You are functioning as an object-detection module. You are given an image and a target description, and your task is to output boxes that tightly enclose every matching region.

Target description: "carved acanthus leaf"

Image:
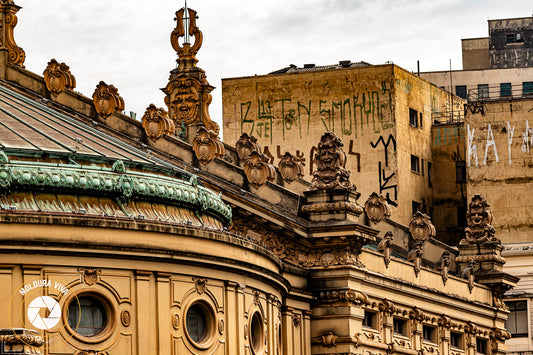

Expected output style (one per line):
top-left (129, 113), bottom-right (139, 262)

top-left (192, 126), bottom-right (225, 164)
top-left (92, 81), bottom-right (125, 118)
top-left (43, 59), bottom-right (76, 95)
top-left (141, 104), bottom-right (175, 141)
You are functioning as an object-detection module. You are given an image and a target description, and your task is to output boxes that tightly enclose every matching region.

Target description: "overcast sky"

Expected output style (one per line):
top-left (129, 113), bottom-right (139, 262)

top-left (15, 1), bottom-right (532, 127)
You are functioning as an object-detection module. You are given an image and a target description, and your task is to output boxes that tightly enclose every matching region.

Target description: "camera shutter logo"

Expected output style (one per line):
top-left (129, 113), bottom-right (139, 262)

top-left (27, 296), bottom-right (61, 330)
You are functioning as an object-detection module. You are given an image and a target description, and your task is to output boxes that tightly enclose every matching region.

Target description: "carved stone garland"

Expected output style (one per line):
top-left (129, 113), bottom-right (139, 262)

top-left (141, 104), bottom-right (175, 142)
top-left (278, 152), bottom-right (304, 183)
top-left (364, 192), bottom-right (392, 224)
top-left (309, 131), bottom-right (354, 191)
top-left (192, 126), bottom-right (225, 164)
top-left (0, 1), bottom-right (25, 67)
top-left (92, 81), bottom-right (125, 118)
top-left (460, 194), bottom-right (499, 246)
top-left (243, 151), bottom-right (276, 188)
top-left (43, 59), bottom-right (76, 95)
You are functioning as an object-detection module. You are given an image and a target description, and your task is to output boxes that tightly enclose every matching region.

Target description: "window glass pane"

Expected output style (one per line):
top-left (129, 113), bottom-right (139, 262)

top-left (523, 82), bottom-right (533, 95)
top-left (68, 296), bottom-right (106, 337)
top-left (478, 84), bottom-right (489, 99)
top-left (505, 300), bottom-right (529, 337)
top-left (186, 304), bottom-right (207, 342)
top-left (455, 85), bottom-right (467, 99)
top-left (500, 83), bottom-right (511, 97)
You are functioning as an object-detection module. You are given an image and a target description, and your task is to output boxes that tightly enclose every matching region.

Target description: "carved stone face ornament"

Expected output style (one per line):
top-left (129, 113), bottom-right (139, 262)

top-left (171, 81), bottom-right (200, 124)
top-left (461, 194), bottom-right (499, 245)
top-left (309, 132), bottom-right (354, 191)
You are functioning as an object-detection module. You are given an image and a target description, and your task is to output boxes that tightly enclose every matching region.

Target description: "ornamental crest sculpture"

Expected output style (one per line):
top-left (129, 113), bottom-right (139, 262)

top-left (92, 81), bottom-right (125, 118)
top-left (409, 211), bottom-right (435, 242)
top-left (460, 194), bottom-right (499, 245)
top-left (243, 151), bottom-right (276, 188)
top-left (43, 59), bottom-right (76, 96)
top-left (278, 152), bottom-right (304, 183)
top-left (235, 133), bottom-right (261, 161)
top-left (141, 104), bottom-right (175, 142)
top-left (364, 192), bottom-right (392, 224)
top-left (163, 5), bottom-right (220, 135)
top-left (192, 127), bottom-right (225, 164)
top-left (309, 132), bottom-right (354, 191)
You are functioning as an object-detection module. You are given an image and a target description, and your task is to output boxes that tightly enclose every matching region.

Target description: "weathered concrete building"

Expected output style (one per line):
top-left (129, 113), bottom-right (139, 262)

top-left (0, 2), bottom-right (521, 355)
top-left (222, 63), bottom-right (464, 228)
top-left (421, 16), bottom-right (533, 101)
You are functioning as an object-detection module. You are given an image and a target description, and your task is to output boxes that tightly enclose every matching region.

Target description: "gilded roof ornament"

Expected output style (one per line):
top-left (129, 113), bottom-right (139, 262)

top-left (364, 192), bottom-right (392, 224)
top-left (192, 127), bottom-right (225, 165)
top-left (43, 59), bottom-right (76, 96)
top-left (460, 194), bottom-right (500, 246)
top-left (235, 133), bottom-right (261, 161)
top-left (92, 81), bottom-right (125, 118)
top-left (278, 152), bottom-right (304, 183)
top-left (141, 104), bottom-right (175, 142)
top-left (164, 5), bottom-right (219, 136)
top-left (243, 151), bottom-right (276, 188)
top-left (309, 132), bottom-right (354, 191)
top-left (0, 0), bottom-right (25, 67)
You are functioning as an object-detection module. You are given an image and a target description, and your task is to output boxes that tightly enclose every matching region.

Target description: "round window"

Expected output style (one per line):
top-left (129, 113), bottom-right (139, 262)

top-left (184, 301), bottom-right (215, 348)
top-left (67, 296), bottom-right (107, 337)
top-left (250, 312), bottom-right (264, 354)
top-left (186, 304), bottom-right (208, 343)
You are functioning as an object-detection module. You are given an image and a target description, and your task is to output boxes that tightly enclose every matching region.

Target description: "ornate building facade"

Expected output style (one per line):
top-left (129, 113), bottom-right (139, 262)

top-left (0, 2), bottom-right (520, 355)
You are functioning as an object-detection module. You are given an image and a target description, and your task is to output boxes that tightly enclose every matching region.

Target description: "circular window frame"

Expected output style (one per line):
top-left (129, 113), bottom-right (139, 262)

top-left (249, 311), bottom-right (265, 355)
top-left (62, 291), bottom-right (116, 344)
top-left (183, 299), bottom-right (217, 350)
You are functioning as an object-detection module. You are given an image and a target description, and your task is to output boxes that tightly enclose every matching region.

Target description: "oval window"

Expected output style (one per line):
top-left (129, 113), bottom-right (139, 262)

top-left (67, 295), bottom-right (106, 337)
top-left (250, 312), bottom-right (264, 354)
top-left (186, 304), bottom-right (208, 343)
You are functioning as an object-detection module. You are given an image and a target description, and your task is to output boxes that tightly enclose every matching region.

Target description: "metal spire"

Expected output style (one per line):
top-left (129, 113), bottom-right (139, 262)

top-left (183, 0), bottom-right (190, 44)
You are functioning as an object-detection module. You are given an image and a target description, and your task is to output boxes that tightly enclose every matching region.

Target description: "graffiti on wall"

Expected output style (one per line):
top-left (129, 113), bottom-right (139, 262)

top-left (467, 120), bottom-right (533, 167)
top-left (433, 126), bottom-right (465, 147)
top-left (370, 134), bottom-right (397, 206)
top-left (239, 80), bottom-right (394, 144)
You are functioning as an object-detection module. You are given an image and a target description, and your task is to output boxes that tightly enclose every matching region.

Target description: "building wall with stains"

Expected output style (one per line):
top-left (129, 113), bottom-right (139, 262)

top-left (222, 64), bottom-right (461, 226)
top-left (489, 16), bottom-right (533, 69)
top-left (431, 123), bottom-right (466, 245)
top-left (465, 98), bottom-right (533, 243)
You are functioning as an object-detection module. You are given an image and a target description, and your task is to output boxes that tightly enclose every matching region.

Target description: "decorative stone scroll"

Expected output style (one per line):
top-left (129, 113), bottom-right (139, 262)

top-left (92, 81), bottom-right (125, 118)
top-left (235, 133), bottom-right (261, 161)
top-left (409, 211), bottom-right (436, 242)
top-left (364, 192), bottom-right (392, 224)
top-left (309, 132), bottom-right (354, 191)
top-left (43, 59), bottom-right (76, 95)
top-left (0, 1), bottom-right (25, 67)
top-left (243, 151), bottom-right (276, 188)
top-left (192, 127), bottom-right (225, 164)
top-left (377, 231), bottom-right (393, 267)
top-left (460, 194), bottom-right (499, 246)
top-left (278, 152), bottom-right (304, 183)
top-left (141, 104), bottom-right (175, 141)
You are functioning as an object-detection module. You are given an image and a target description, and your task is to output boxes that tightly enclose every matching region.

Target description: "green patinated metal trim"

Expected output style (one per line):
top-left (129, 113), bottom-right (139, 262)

top-left (0, 159), bottom-right (232, 225)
